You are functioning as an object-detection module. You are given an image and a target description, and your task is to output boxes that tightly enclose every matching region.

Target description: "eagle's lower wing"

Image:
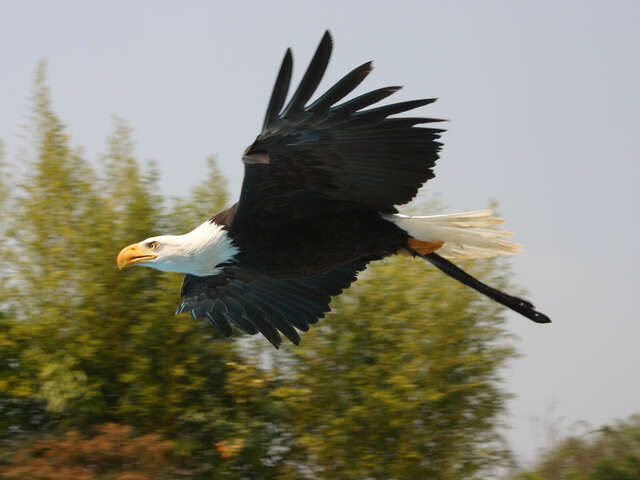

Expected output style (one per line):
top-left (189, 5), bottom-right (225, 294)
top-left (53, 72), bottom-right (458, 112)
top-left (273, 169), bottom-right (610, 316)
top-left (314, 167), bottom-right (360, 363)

top-left (177, 261), bottom-right (370, 347)
top-left (231, 31), bottom-right (443, 231)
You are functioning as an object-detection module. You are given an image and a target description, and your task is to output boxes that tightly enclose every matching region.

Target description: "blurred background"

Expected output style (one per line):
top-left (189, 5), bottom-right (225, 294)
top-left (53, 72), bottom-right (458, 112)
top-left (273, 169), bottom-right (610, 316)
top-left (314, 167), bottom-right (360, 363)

top-left (0, 1), bottom-right (638, 478)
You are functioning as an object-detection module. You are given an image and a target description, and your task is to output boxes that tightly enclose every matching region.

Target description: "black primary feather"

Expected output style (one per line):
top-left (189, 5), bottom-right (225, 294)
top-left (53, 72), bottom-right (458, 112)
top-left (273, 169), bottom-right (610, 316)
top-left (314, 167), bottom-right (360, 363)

top-left (262, 49), bottom-right (293, 131)
top-left (280, 30), bottom-right (332, 118)
top-left (307, 61), bottom-right (373, 113)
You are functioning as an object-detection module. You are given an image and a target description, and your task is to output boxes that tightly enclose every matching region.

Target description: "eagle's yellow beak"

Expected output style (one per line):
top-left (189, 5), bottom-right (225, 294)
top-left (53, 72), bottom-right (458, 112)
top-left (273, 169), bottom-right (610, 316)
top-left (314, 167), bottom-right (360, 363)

top-left (117, 243), bottom-right (157, 270)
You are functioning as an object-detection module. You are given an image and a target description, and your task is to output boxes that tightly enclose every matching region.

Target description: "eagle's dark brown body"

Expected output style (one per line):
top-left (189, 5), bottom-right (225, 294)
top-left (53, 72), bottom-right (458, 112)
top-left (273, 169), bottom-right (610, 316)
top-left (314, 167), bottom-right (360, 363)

top-left (215, 204), bottom-right (407, 278)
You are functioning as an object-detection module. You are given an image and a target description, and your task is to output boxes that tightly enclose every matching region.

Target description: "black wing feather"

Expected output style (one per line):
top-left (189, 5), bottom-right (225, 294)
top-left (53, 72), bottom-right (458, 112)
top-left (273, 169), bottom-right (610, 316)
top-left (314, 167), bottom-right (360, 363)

top-left (307, 61), bottom-right (373, 113)
top-left (280, 30), bottom-right (332, 118)
top-left (178, 261), bottom-right (369, 348)
top-left (221, 296), bottom-right (259, 335)
top-left (205, 309), bottom-right (232, 337)
top-left (233, 31), bottom-right (443, 230)
top-left (327, 86), bottom-right (402, 119)
top-left (262, 49), bottom-right (293, 131)
top-left (350, 98), bottom-right (437, 123)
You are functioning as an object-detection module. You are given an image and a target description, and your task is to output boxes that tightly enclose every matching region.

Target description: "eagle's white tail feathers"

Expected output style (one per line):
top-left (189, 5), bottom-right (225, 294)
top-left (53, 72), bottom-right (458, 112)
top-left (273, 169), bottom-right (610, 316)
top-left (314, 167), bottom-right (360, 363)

top-left (384, 209), bottom-right (522, 259)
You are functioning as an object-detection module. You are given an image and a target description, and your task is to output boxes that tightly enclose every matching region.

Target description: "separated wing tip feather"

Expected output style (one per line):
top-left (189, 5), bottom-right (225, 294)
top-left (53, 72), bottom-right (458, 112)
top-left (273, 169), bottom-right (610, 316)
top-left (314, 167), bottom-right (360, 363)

top-left (306, 61), bottom-right (376, 113)
top-left (262, 48), bottom-right (294, 131)
top-left (282, 31), bottom-right (333, 116)
top-left (283, 48), bottom-right (293, 70)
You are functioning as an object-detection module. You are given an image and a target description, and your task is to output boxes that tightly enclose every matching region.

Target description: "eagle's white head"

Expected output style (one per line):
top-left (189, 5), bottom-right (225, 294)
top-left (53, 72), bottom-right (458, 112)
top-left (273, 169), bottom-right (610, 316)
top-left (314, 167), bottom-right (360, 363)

top-left (116, 220), bottom-right (239, 277)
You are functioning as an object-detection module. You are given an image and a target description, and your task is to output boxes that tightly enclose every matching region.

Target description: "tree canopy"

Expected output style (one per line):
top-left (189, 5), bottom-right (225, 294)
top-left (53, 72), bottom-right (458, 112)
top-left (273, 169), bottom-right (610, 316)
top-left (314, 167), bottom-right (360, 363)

top-left (515, 414), bottom-right (640, 480)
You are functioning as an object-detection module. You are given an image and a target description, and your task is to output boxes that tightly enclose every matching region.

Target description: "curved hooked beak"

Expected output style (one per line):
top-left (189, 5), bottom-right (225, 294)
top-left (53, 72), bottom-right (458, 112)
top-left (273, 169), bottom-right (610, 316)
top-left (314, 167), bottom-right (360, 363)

top-left (117, 243), bottom-right (157, 270)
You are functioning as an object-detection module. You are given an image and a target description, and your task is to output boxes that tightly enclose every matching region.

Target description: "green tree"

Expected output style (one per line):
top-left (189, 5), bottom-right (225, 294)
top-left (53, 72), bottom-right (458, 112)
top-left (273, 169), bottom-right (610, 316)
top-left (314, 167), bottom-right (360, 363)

top-left (0, 423), bottom-right (173, 480)
top-left (1, 60), bottom-right (104, 432)
top-left (516, 414), bottom-right (640, 480)
top-left (0, 139), bottom-right (7, 218)
top-left (273, 255), bottom-right (516, 479)
top-left (0, 139), bottom-right (9, 294)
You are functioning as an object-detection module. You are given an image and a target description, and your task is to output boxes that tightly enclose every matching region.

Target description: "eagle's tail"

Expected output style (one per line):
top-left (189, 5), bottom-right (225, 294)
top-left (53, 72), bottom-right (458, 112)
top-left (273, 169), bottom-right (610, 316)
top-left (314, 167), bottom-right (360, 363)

top-left (384, 209), bottom-right (521, 259)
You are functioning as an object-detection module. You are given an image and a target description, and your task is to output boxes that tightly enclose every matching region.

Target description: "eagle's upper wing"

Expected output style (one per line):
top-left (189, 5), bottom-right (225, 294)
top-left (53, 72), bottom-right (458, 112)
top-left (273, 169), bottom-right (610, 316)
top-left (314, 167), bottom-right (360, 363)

top-left (177, 260), bottom-right (370, 347)
top-left (231, 31), bottom-right (444, 232)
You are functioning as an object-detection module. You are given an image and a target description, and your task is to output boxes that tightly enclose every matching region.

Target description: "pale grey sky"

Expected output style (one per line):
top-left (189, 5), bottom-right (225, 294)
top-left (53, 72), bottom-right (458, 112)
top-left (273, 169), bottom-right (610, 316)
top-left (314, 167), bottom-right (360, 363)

top-left (1, 0), bottom-right (638, 463)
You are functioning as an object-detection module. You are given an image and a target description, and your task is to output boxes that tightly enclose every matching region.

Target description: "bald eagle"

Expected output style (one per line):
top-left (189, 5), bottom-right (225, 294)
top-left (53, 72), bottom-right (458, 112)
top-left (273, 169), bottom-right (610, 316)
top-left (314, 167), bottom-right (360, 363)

top-left (117, 31), bottom-right (550, 348)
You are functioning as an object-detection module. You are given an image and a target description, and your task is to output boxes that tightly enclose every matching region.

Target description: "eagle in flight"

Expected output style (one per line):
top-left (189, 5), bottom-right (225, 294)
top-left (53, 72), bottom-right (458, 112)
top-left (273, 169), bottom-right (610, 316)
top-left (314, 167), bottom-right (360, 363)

top-left (117, 31), bottom-right (550, 348)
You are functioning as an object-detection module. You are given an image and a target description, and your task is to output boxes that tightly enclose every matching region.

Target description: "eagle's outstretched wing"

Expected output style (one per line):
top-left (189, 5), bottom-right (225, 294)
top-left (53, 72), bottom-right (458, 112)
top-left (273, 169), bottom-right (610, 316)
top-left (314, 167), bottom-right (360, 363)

top-left (231, 31), bottom-right (444, 232)
top-left (177, 261), bottom-right (370, 348)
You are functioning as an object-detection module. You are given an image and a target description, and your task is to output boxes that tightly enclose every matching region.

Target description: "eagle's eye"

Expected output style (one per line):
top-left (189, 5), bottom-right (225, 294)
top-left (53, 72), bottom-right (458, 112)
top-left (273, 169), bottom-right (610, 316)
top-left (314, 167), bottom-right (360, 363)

top-left (147, 241), bottom-right (158, 250)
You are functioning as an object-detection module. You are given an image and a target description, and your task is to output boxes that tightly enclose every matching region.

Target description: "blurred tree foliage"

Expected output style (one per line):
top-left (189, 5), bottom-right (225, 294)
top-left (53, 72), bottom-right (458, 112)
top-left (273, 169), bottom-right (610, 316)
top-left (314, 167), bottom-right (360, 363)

top-left (0, 64), bottom-right (519, 479)
top-left (0, 423), bottom-right (173, 480)
top-left (515, 414), bottom-right (640, 480)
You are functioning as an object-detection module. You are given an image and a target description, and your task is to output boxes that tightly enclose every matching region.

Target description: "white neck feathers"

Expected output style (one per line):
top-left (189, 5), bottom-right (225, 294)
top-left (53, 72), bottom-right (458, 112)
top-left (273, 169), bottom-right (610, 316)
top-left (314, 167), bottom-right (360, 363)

top-left (179, 221), bottom-right (239, 276)
top-left (151, 220), bottom-right (239, 276)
